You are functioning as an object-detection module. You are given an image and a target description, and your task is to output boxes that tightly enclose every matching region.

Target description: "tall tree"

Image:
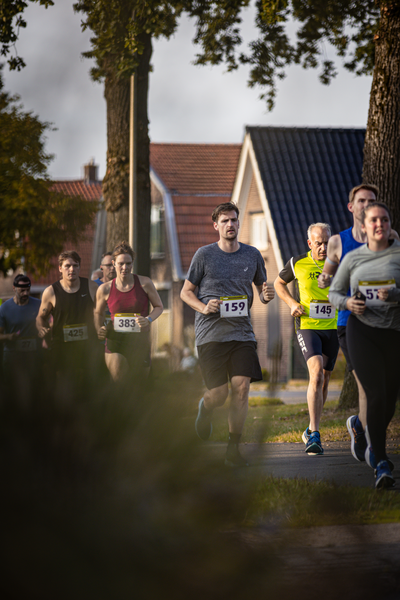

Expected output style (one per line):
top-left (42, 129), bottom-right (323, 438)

top-left (73, 0), bottom-right (249, 275)
top-left (0, 71), bottom-right (97, 275)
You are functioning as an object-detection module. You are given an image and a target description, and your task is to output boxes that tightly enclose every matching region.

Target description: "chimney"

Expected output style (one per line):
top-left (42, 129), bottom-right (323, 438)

top-left (84, 158), bottom-right (98, 184)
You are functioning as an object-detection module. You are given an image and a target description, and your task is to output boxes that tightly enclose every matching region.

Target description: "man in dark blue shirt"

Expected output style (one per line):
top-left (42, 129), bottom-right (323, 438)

top-left (0, 275), bottom-right (41, 370)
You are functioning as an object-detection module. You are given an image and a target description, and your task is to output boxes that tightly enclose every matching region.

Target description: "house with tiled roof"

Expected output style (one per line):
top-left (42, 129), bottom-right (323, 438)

top-left (28, 162), bottom-right (106, 295)
top-left (231, 126), bottom-right (365, 379)
top-left (3, 130), bottom-right (365, 379)
top-left (149, 143), bottom-right (242, 356)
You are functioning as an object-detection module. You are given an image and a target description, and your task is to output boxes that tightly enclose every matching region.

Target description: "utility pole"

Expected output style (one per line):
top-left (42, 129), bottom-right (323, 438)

top-left (129, 72), bottom-right (137, 269)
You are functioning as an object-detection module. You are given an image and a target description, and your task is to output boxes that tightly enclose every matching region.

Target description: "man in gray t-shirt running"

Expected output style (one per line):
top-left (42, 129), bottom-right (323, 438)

top-left (180, 202), bottom-right (275, 467)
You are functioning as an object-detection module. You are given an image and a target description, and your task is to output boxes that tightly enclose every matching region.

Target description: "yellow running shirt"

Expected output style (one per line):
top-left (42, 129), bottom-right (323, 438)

top-left (279, 251), bottom-right (337, 330)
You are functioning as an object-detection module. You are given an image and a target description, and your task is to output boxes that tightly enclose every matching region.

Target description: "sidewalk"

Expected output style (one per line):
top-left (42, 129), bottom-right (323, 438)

top-left (249, 380), bottom-right (343, 404)
top-left (204, 440), bottom-right (400, 489)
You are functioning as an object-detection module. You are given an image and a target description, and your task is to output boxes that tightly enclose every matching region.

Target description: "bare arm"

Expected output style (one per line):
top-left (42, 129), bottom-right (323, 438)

top-left (180, 279), bottom-right (222, 315)
top-left (273, 276), bottom-right (304, 317)
top-left (390, 229), bottom-right (400, 241)
top-left (94, 283), bottom-right (111, 339)
top-left (0, 326), bottom-right (19, 342)
top-left (318, 234), bottom-right (342, 288)
top-left (138, 276), bottom-right (164, 329)
top-left (89, 279), bottom-right (98, 306)
top-left (36, 286), bottom-right (54, 338)
top-left (255, 282), bottom-right (275, 304)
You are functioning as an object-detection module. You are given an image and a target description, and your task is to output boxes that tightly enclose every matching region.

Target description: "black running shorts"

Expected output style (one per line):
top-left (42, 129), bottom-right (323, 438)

top-left (337, 325), bottom-right (353, 371)
top-left (197, 340), bottom-right (262, 390)
top-left (296, 329), bottom-right (339, 372)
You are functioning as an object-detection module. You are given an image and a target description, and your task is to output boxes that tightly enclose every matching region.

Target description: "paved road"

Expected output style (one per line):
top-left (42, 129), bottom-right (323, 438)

top-left (249, 388), bottom-right (340, 404)
top-left (204, 440), bottom-right (400, 490)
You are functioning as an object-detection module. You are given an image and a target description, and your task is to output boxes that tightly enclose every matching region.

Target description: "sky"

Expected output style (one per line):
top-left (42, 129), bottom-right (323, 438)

top-left (3, 1), bottom-right (373, 180)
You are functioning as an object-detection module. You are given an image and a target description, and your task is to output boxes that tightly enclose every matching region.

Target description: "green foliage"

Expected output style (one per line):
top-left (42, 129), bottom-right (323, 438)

top-left (242, 0), bottom-right (380, 109)
top-left (0, 0), bottom-right (383, 110)
top-left (0, 72), bottom-right (98, 275)
top-left (0, 0), bottom-right (54, 70)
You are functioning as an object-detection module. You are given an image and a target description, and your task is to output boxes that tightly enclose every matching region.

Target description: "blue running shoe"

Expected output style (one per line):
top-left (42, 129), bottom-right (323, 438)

top-left (375, 460), bottom-right (395, 490)
top-left (365, 446), bottom-right (394, 471)
top-left (365, 427), bottom-right (394, 471)
top-left (346, 415), bottom-right (367, 462)
top-left (305, 431), bottom-right (324, 455)
top-left (195, 398), bottom-right (212, 441)
top-left (302, 427), bottom-right (311, 445)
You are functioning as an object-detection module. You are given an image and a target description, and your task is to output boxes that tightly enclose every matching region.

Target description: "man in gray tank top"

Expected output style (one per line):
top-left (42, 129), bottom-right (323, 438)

top-left (180, 202), bottom-right (275, 467)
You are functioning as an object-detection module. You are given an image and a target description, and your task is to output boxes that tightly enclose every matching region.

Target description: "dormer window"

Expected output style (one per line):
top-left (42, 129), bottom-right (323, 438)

top-left (251, 212), bottom-right (268, 250)
top-left (151, 204), bottom-right (165, 256)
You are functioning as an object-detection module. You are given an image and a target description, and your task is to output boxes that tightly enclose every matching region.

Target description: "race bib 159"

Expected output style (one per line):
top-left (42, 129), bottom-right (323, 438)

top-left (114, 313), bottom-right (141, 333)
top-left (220, 296), bottom-right (248, 318)
top-left (358, 280), bottom-right (396, 306)
top-left (309, 300), bottom-right (334, 319)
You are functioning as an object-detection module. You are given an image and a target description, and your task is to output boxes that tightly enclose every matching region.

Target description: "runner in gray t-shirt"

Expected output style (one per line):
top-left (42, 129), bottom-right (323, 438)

top-left (180, 202), bottom-right (275, 467)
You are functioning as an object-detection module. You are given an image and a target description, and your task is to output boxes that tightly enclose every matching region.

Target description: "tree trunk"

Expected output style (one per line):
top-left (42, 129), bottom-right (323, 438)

top-left (363, 1), bottom-right (400, 230)
top-left (103, 33), bottom-right (152, 276)
top-left (337, 368), bottom-right (358, 411)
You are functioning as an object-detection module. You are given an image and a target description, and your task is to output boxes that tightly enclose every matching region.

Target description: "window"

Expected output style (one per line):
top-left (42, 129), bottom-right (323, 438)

top-left (251, 213), bottom-right (268, 250)
top-left (151, 205), bottom-right (165, 256)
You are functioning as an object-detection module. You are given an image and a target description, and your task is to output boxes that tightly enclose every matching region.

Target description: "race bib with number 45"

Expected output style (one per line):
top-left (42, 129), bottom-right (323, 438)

top-left (114, 313), bottom-right (141, 333)
top-left (309, 300), bottom-right (334, 319)
top-left (220, 296), bottom-right (248, 318)
top-left (358, 280), bottom-right (396, 306)
top-left (63, 323), bottom-right (88, 343)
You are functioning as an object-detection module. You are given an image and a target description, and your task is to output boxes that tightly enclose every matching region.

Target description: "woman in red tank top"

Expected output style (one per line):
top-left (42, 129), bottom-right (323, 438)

top-left (94, 241), bottom-right (163, 381)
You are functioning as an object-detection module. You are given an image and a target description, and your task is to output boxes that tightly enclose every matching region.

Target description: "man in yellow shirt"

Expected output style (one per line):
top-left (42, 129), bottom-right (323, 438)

top-left (274, 223), bottom-right (338, 455)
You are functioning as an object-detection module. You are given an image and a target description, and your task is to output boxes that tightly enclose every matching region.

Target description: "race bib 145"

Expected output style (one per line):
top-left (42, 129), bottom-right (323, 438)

top-left (309, 300), bottom-right (335, 319)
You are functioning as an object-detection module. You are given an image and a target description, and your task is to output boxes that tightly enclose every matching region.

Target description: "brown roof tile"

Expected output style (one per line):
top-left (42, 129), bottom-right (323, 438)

top-left (150, 144), bottom-right (242, 272)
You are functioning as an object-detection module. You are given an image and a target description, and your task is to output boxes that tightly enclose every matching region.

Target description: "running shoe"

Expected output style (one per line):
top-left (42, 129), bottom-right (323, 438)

top-left (195, 398), bottom-right (212, 441)
top-left (302, 427), bottom-right (311, 445)
top-left (225, 443), bottom-right (249, 467)
top-left (364, 427), bottom-right (394, 471)
top-left (305, 431), bottom-right (324, 455)
top-left (346, 415), bottom-right (367, 462)
top-left (365, 446), bottom-right (394, 471)
top-left (375, 460), bottom-right (395, 490)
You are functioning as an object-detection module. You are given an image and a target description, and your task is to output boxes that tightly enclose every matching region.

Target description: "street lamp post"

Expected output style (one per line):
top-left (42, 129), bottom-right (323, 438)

top-left (129, 72), bottom-right (137, 269)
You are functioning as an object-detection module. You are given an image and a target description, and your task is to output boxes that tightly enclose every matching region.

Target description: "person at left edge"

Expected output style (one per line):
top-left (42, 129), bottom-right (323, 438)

top-left (0, 274), bottom-right (41, 371)
top-left (180, 201), bottom-right (275, 468)
top-left (36, 251), bottom-right (98, 366)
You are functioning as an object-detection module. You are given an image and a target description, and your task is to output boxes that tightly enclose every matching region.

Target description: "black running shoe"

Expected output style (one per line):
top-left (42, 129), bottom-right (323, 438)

top-left (225, 443), bottom-right (249, 467)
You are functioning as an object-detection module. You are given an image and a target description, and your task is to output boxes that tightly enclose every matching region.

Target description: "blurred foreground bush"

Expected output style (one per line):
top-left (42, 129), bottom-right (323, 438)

top-left (0, 351), bottom-right (398, 599)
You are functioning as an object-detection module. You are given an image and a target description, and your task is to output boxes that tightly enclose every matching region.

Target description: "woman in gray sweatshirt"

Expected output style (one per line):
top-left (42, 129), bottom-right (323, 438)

top-left (329, 202), bottom-right (400, 489)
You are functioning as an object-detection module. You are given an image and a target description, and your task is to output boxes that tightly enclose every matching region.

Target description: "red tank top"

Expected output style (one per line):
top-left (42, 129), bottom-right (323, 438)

top-left (107, 275), bottom-right (149, 320)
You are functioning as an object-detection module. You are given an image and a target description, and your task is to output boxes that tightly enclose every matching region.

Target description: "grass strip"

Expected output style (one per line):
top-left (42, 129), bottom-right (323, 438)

top-left (210, 398), bottom-right (400, 446)
top-left (247, 476), bottom-right (400, 528)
